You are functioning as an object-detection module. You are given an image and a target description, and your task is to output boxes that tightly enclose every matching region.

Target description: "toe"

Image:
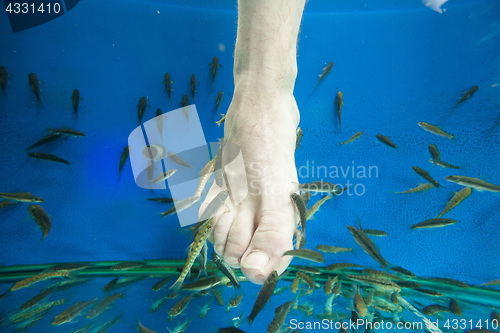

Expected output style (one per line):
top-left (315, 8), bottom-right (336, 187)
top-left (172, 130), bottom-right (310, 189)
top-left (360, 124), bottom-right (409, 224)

top-left (223, 208), bottom-right (255, 268)
top-left (240, 210), bottom-right (295, 284)
top-left (211, 210), bottom-right (235, 256)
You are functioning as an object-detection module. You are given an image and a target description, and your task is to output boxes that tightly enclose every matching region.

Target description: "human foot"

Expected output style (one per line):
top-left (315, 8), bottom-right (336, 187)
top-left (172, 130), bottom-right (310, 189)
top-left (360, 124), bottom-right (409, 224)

top-left (199, 84), bottom-right (300, 284)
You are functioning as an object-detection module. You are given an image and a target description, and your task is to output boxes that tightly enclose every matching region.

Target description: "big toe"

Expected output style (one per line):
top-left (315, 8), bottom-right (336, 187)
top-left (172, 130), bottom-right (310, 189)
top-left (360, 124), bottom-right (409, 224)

top-left (240, 210), bottom-right (296, 284)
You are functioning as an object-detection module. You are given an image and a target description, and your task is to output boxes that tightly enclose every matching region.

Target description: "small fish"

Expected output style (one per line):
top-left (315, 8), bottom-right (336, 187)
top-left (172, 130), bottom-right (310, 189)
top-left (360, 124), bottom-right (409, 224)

top-left (216, 113), bottom-right (226, 126)
top-left (336, 91), bottom-right (343, 131)
top-left (325, 263), bottom-right (364, 271)
top-left (152, 277), bottom-right (170, 291)
top-left (228, 294), bottom-right (244, 311)
top-left (27, 133), bottom-right (62, 150)
top-left (317, 62), bottom-right (333, 84)
top-left (86, 292), bottom-right (123, 319)
top-left (49, 128), bottom-right (85, 137)
top-left (427, 277), bottom-right (470, 289)
top-left (0, 66), bottom-right (7, 94)
top-left (247, 270), bottom-right (279, 326)
top-left (213, 287), bottom-right (225, 306)
top-left (28, 73), bottom-right (42, 105)
top-left (194, 158), bottom-right (214, 197)
top-left (182, 275), bottom-right (221, 291)
top-left (209, 56), bottom-right (222, 83)
top-left (479, 279), bottom-right (500, 286)
top-left (283, 249), bottom-right (324, 263)
top-left (268, 300), bottom-right (295, 333)
top-left (363, 229), bottom-right (388, 237)
top-left (347, 275), bottom-right (401, 293)
top-left (418, 122), bottom-right (454, 139)
top-left (422, 304), bottom-right (451, 316)
top-left (156, 108), bottom-right (164, 136)
top-left (491, 311), bottom-right (500, 322)
top-left (445, 175), bottom-right (500, 192)
top-left (324, 276), bottom-right (338, 295)
top-left (146, 197), bottom-right (175, 203)
top-left (161, 195), bottom-right (199, 217)
top-left (164, 73), bottom-right (173, 101)
top-left (151, 169), bottom-right (177, 184)
top-left (295, 127), bottom-right (303, 150)
top-left (290, 193), bottom-right (308, 246)
top-left (169, 317), bottom-right (192, 333)
top-left (412, 166), bottom-right (441, 187)
top-left (110, 261), bottom-right (144, 270)
top-left (138, 97), bottom-right (147, 124)
top-left (199, 299), bottom-right (212, 319)
top-left (390, 266), bottom-right (416, 277)
top-left (169, 217), bottom-right (215, 292)
top-left (437, 187), bottom-right (472, 217)
top-left (394, 183), bottom-right (435, 194)
top-left (291, 275), bottom-right (299, 294)
top-left (376, 134), bottom-right (397, 148)
top-left (118, 146), bottom-right (129, 176)
top-left (364, 289), bottom-right (374, 307)
top-left (0, 192), bottom-right (43, 202)
top-left (347, 225), bottom-right (390, 267)
top-left (213, 252), bottom-right (240, 288)
top-left (190, 75), bottom-right (199, 99)
top-left (28, 152), bottom-right (69, 165)
top-left (354, 288), bottom-right (368, 317)
top-left (169, 294), bottom-right (194, 317)
top-left (435, 159), bottom-right (460, 169)
top-left (20, 288), bottom-right (54, 310)
top-left (449, 299), bottom-right (462, 316)
top-left (428, 144), bottom-right (440, 164)
top-left (361, 268), bottom-right (404, 281)
top-left (48, 262), bottom-right (91, 272)
top-left (72, 89), bottom-right (79, 118)
top-left (316, 245), bottom-right (352, 254)
top-left (93, 315), bottom-right (121, 332)
top-left (51, 298), bottom-right (97, 325)
top-left (182, 95), bottom-right (189, 116)
top-left (456, 85), bottom-right (478, 105)
top-left (103, 277), bottom-right (118, 292)
top-left (28, 205), bottom-right (51, 240)
top-left (216, 91), bottom-right (224, 110)
top-left (411, 218), bottom-right (457, 230)
top-left (296, 271), bottom-right (315, 295)
top-left (10, 299), bottom-right (65, 323)
top-left (114, 276), bottom-right (144, 289)
top-left (295, 265), bottom-right (321, 275)
top-left (414, 288), bottom-right (443, 296)
top-left (199, 190), bottom-right (229, 221)
top-left (167, 151), bottom-right (192, 168)
top-left (149, 296), bottom-right (168, 313)
top-left (306, 194), bottom-right (332, 221)
top-left (341, 131), bottom-right (363, 145)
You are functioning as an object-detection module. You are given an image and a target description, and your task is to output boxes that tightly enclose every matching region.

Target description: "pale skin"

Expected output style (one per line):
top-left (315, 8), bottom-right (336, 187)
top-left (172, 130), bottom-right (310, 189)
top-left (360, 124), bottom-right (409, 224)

top-left (199, 0), bottom-right (306, 284)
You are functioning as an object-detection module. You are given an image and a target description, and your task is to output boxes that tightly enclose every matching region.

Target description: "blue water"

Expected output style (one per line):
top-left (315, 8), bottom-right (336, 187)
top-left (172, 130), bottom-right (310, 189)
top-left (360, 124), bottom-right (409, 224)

top-left (1, 0), bottom-right (499, 332)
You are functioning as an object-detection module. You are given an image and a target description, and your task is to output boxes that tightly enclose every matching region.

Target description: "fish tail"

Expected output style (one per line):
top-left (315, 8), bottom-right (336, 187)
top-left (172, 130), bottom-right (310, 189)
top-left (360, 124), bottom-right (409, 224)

top-left (169, 278), bottom-right (183, 294)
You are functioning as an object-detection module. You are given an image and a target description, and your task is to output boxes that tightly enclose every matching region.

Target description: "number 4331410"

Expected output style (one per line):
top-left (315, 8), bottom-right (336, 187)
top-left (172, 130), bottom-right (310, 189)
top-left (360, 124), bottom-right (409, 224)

top-left (5, 2), bottom-right (62, 14)
top-left (443, 318), bottom-right (499, 330)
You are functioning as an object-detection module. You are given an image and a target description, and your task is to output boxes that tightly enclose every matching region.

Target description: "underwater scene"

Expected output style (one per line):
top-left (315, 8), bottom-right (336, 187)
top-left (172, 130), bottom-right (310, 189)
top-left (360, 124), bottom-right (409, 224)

top-left (1, 0), bottom-right (500, 332)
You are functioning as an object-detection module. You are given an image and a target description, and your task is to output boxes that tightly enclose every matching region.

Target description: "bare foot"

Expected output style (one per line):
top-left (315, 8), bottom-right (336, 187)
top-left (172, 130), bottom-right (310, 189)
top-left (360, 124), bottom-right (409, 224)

top-left (199, 81), bottom-right (300, 284)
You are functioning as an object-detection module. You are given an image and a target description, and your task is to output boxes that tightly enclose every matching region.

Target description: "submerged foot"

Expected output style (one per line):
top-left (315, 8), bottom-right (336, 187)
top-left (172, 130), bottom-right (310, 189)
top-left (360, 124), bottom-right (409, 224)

top-left (199, 82), bottom-right (300, 284)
